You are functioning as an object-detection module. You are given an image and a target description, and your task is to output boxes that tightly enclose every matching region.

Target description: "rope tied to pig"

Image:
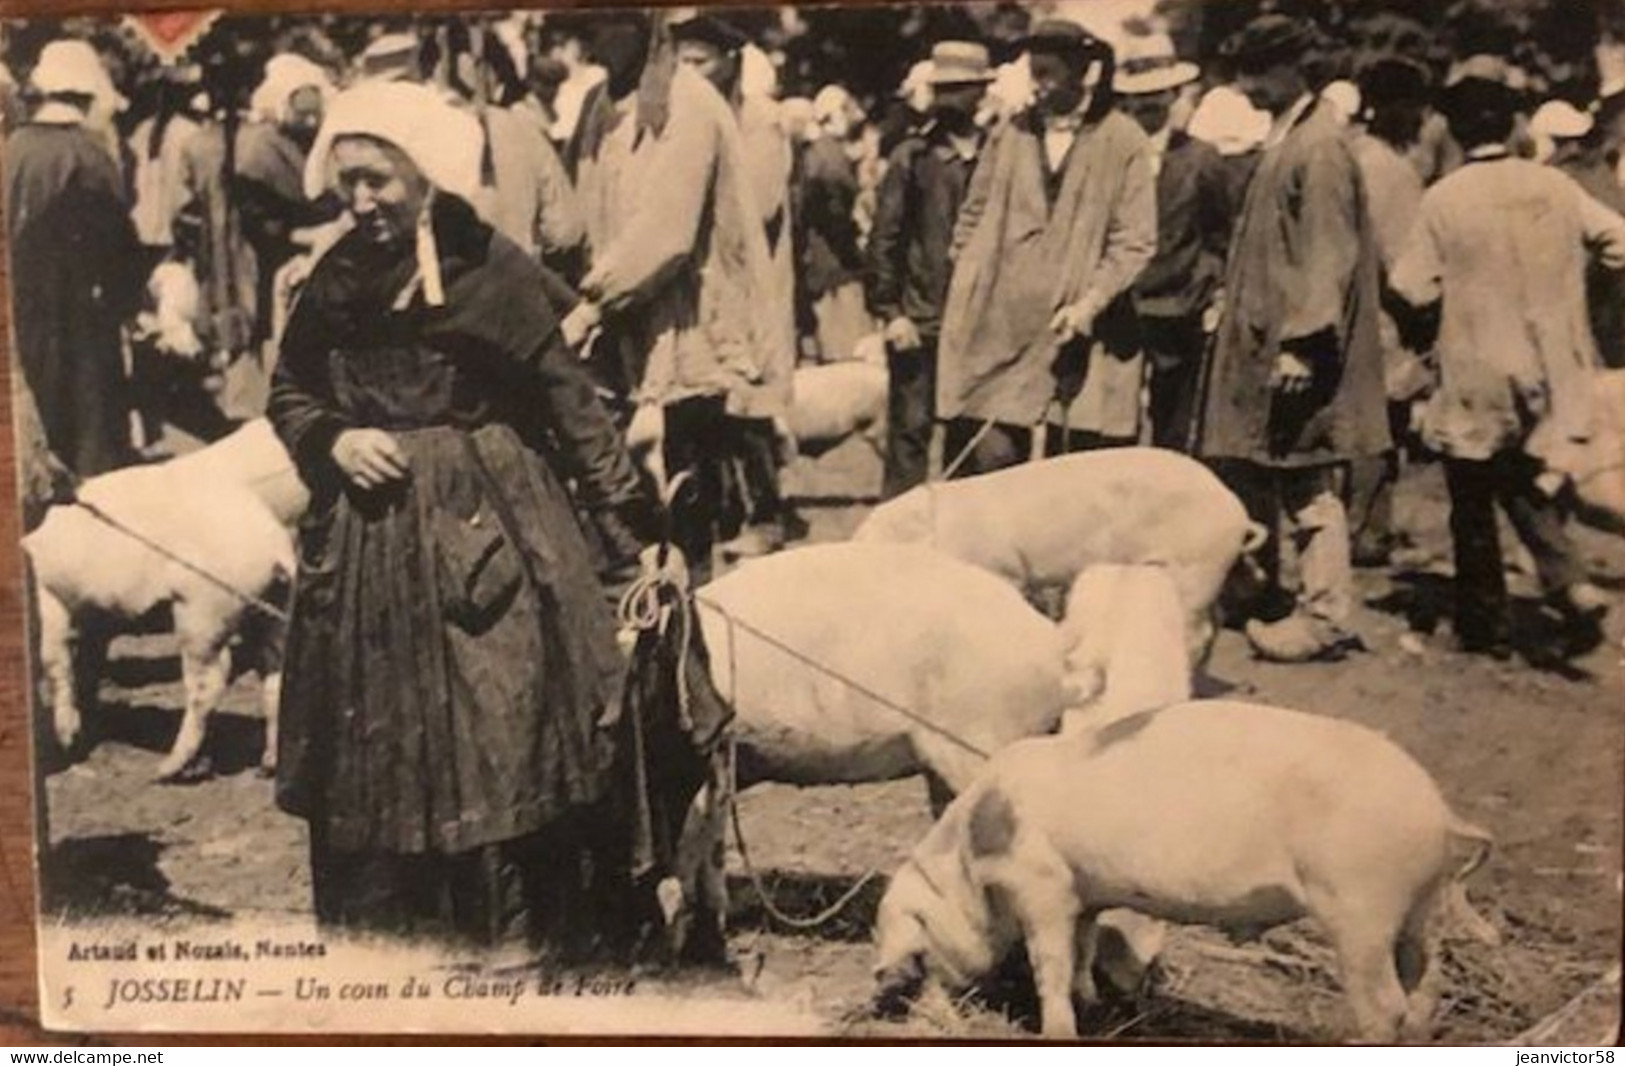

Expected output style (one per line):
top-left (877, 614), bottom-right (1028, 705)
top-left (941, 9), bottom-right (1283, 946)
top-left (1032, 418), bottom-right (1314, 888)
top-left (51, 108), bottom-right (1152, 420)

top-left (724, 745), bottom-right (882, 931)
top-left (55, 452), bottom-right (294, 626)
top-left (614, 507), bottom-right (992, 931)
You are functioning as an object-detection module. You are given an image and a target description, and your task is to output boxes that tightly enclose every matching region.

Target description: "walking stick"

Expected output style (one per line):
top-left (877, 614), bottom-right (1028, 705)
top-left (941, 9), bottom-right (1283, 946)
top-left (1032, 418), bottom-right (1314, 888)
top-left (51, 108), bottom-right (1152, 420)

top-left (1038, 332), bottom-right (1091, 462)
top-left (1185, 321), bottom-right (1219, 456)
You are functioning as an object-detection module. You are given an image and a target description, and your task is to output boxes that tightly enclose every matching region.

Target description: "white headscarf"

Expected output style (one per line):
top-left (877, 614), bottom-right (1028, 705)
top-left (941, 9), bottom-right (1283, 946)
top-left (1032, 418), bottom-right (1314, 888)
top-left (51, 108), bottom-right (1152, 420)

top-left (1320, 79), bottom-right (1361, 126)
top-left (1187, 84), bottom-right (1271, 157)
top-left (250, 53), bottom-right (333, 125)
top-left (30, 40), bottom-right (126, 122)
top-left (304, 80), bottom-right (485, 307)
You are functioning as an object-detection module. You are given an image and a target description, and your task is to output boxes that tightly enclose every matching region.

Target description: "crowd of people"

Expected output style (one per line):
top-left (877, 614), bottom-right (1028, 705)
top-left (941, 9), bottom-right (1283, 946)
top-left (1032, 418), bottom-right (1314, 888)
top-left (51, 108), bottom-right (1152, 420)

top-left (7, 1), bottom-right (1625, 962)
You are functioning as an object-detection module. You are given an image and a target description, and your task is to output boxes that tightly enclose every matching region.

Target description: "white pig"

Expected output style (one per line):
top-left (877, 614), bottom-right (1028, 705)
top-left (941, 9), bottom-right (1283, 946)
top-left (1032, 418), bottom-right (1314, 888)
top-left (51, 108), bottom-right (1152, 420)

top-left (1058, 563), bottom-right (1194, 734)
top-left (784, 361), bottom-right (887, 460)
top-left (667, 541), bottom-right (1072, 956)
top-left (1573, 368), bottom-right (1625, 535)
top-left (853, 449), bottom-right (1266, 664)
top-left (873, 700), bottom-right (1496, 1042)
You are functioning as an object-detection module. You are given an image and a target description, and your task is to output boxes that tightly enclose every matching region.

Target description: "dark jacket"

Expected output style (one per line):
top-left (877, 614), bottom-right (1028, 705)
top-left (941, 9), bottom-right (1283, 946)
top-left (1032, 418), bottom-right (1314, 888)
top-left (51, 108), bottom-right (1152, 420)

top-left (6, 123), bottom-right (148, 476)
top-left (1132, 130), bottom-right (1235, 321)
top-left (799, 134), bottom-right (864, 299)
top-left (1196, 98), bottom-right (1390, 468)
top-left (269, 195), bottom-right (646, 855)
top-left (865, 124), bottom-right (981, 337)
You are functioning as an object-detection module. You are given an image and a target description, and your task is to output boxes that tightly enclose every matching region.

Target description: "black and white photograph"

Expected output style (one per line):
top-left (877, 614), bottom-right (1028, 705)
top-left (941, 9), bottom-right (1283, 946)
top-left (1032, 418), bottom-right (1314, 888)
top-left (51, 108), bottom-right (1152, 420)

top-left (3, 0), bottom-right (1623, 1041)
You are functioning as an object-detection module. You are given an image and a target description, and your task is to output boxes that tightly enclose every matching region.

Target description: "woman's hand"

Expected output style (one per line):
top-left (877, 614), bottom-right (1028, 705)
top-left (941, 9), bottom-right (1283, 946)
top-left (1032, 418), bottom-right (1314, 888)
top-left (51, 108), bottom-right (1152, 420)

top-left (331, 428), bottom-right (411, 490)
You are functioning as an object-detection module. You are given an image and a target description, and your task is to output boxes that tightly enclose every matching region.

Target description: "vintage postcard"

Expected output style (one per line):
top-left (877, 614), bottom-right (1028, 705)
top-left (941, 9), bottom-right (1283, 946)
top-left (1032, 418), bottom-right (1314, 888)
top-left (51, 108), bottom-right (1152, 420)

top-left (4, 0), bottom-right (1623, 1042)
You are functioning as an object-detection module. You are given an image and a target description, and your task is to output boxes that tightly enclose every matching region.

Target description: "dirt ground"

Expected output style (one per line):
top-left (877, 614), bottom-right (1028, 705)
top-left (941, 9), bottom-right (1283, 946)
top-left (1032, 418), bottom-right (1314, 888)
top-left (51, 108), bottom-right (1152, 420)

top-left (33, 437), bottom-right (1625, 1043)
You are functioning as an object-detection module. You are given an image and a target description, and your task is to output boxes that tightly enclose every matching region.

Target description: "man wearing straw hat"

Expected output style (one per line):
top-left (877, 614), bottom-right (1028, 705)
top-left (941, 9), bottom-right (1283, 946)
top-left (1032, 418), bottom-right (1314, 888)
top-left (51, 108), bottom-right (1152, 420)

top-left (1114, 31), bottom-right (1235, 453)
top-left (867, 40), bottom-right (996, 497)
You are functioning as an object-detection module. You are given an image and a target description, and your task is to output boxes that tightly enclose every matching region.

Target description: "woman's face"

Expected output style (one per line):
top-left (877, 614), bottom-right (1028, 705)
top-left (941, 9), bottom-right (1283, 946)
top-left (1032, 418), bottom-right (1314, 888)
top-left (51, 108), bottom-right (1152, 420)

top-left (331, 136), bottom-right (430, 247)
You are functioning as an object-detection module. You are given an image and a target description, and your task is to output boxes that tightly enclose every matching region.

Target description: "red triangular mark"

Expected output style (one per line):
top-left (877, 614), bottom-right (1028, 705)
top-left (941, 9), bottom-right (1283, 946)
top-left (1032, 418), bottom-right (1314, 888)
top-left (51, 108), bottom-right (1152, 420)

top-left (124, 11), bottom-right (221, 62)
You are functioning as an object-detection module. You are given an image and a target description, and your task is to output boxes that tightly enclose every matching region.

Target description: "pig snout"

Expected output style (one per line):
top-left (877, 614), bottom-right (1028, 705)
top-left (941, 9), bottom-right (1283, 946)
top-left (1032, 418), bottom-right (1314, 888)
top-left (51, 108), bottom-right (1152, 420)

top-left (870, 954), bottom-right (927, 1018)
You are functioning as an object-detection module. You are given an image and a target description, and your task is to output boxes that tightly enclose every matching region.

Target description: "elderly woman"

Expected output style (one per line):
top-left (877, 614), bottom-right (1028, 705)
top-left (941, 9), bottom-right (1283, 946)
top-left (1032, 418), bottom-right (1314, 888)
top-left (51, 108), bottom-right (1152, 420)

top-left (267, 80), bottom-right (654, 953)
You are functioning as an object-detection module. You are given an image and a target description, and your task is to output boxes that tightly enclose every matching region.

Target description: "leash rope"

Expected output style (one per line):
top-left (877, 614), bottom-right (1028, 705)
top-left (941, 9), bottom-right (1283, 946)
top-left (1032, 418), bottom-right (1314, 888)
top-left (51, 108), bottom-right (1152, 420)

top-left (616, 547), bottom-right (994, 931)
top-left (707, 604), bottom-right (882, 929)
top-left (695, 599), bottom-right (991, 760)
top-left (51, 447), bottom-right (296, 625)
top-left (726, 753), bottom-right (882, 931)
top-left (68, 499), bottom-right (292, 624)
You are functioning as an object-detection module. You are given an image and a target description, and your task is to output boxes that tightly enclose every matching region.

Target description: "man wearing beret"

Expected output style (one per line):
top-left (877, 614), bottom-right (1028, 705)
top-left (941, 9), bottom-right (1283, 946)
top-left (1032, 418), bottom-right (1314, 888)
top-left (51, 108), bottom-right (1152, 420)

top-left (1195, 15), bottom-right (1391, 662)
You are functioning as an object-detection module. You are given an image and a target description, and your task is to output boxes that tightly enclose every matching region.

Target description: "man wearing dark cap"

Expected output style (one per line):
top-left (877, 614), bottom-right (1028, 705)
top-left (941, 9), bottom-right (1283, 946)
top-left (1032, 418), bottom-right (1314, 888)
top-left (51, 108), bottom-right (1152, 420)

top-left (1196, 14), bottom-right (1391, 662)
top-left (670, 12), bottom-right (746, 91)
top-left (866, 40), bottom-right (995, 496)
top-left (1391, 75), bottom-right (1625, 660)
top-left (1344, 56), bottom-right (1432, 567)
top-left (938, 19), bottom-right (1156, 473)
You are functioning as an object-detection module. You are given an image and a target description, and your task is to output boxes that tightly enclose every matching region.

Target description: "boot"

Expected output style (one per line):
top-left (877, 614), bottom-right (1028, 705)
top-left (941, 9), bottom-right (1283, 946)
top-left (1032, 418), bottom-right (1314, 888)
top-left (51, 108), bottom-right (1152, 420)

top-left (1244, 614), bottom-right (1362, 663)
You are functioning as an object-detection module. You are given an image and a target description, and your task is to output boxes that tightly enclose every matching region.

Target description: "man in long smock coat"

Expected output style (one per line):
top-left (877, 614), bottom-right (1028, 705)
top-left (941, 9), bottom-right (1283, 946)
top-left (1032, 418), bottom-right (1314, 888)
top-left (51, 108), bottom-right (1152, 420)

top-left (1194, 16), bottom-right (1390, 662)
top-left (670, 13), bottom-right (802, 555)
top-left (567, 11), bottom-right (783, 581)
top-left (937, 20), bottom-right (1157, 476)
